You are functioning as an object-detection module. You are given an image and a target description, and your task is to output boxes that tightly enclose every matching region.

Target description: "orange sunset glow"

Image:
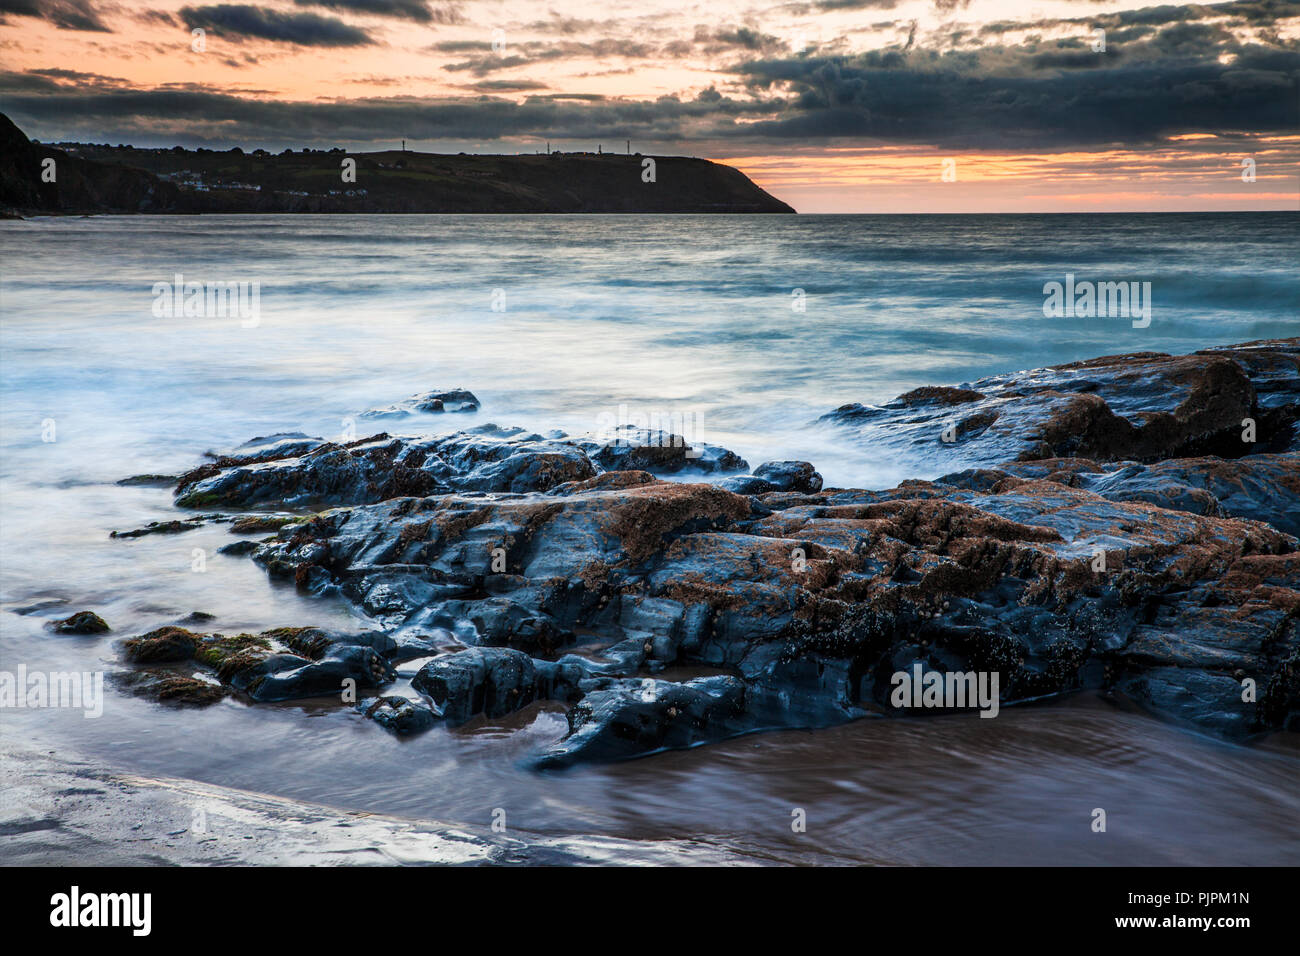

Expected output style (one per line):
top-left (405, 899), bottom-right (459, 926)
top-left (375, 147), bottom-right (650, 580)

top-left (2, 0), bottom-right (1298, 211)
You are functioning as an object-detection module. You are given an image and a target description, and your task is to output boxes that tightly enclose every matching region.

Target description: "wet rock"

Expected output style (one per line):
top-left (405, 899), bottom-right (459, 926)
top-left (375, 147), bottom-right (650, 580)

top-left (717, 474), bottom-right (778, 495)
top-left (175, 426), bottom-right (596, 509)
top-left (361, 388), bottom-right (480, 419)
top-left (232, 645), bottom-right (395, 703)
top-left (48, 611), bottom-right (109, 634)
top-left (113, 625), bottom-right (407, 705)
top-left (134, 339), bottom-right (1300, 764)
top-left (819, 339), bottom-right (1300, 470)
top-left (536, 676), bottom-right (749, 768)
top-left (114, 670), bottom-right (226, 706)
top-left (110, 518), bottom-right (210, 538)
top-left (252, 454), bottom-right (1299, 760)
top-left (192, 632), bottom-right (274, 680)
top-left (115, 474), bottom-right (179, 487)
top-left (753, 460), bottom-right (823, 493)
top-left (412, 647), bottom-right (540, 722)
top-left (359, 695), bottom-right (439, 734)
top-left (570, 426), bottom-right (748, 474)
top-left (122, 626), bottom-right (199, 663)
top-left (939, 453), bottom-right (1300, 536)
top-left (218, 539), bottom-right (260, 556)
top-left (229, 514), bottom-right (298, 534)
top-left (1114, 668), bottom-right (1257, 737)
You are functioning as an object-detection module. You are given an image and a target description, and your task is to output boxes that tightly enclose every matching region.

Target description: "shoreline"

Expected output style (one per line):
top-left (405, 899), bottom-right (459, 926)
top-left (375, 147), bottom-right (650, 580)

top-left (78, 336), bottom-right (1300, 764)
top-left (3, 335), bottom-right (1298, 865)
top-left (0, 739), bottom-right (753, 866)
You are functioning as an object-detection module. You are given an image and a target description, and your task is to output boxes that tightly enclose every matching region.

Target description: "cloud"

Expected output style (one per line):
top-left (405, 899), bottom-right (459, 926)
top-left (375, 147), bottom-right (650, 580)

top-left (180, 4), bottom-right (373, 46)
top-left (0, 0), bottom-right (109, 31)
top-left (732, 17), bottom-right (1300, 147)
top-left (0, 79), bottom-right (780, 146)
top-left (461, 79), bottom-right (551, 92)
top-left (291, 0), bottom-right (457, 24)
top-left (3, 1), bottom-right (1297, 152)
top-left (434, 27), bottom-right (795, 76)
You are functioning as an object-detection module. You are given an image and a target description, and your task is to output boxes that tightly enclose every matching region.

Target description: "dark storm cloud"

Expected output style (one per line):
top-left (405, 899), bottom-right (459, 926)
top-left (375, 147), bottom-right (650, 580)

top-left (3, 1), bottom-right (1297, 150)
top-left (0, 70), bottom-right (64, 92)
top-left (734, 37), bottom-right (1300, 147)
top-left (180, 5), bottom-right (373, 45)
top-left (799, 0), bottom-right (900, 10)
top-left (0, 81), bottom-right (779, 146)
top-left (979, 0), bottom-right (1300, 35)
top-left (698, 26), bottom-right (787, 55)
top-left (0, 0), bottom-right (109, 31)
top-left (435, 27), bottom-right (792, 76)
top-left (461, 79), bottom-right (551, 92)
top-left (441, 39), bottom-right (664, 75)
top-left (291, 0), bottom-right (447, 23)
top-left (135, 9), bottom-right (179, 26)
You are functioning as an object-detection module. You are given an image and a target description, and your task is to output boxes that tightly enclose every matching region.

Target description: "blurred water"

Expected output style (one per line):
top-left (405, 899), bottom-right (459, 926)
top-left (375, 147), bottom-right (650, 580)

top-left (1, 212), bottom-right (1297, 864)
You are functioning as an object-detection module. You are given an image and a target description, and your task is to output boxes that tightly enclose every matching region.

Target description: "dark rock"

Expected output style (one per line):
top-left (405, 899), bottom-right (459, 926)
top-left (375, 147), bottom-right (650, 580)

top-left (536, 675), bottom-right (750, 768)
top-left (753, 460), bottom-right (823, 493)
top-left (717, 474), bottom-right (777, 495)
top-left (939, 453), bottom-right (1300, 536)
top-left (119, 338), bottom-right (1300, 765)
top-left (114, 671), bottom-right (226, 707)
top-left (48, 611), bottom-right (109, 634)
top-left (571, 426), bottom-right (748, 474)
top-left (114, 625), bottom-right (409, 705)
top-left (361, 388), bottom-right (480, 419)
top-left (1114, 668), bottom-right (1256, 737)
top-left (232, 645), bottom-right (395, 703)
top-left (229, 514), bottom-right (298, 534)
top-left (115, 474), bottom-right (180, 487)
top-left (175, 425), bottom-right (596, 509)
top-left (218, 540), bottom-right (260, 556)
top-left (110, 518), bottom-right (209, 538)
top-left (122, 626), bottom-right (199, 663)
top-left (251, 457), bottom-right (1299, 760)
top-left (819, 339), bottom-right (1300, 470)
top-left (360, 695), bottom-right (439, 734)
top-left (412, 647), bottom-right (539, 722)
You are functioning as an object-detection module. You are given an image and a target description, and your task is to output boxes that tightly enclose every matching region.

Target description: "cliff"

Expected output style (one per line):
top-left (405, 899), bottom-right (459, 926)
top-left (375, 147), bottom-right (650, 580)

top-left (0, 113), bottom-right (794, 215)
top-left (0, 113), bottom-right (178, 215)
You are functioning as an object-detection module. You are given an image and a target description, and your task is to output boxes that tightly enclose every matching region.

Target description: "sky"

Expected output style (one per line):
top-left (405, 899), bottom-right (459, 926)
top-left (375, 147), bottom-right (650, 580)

top-left (1, 0), bottom-right (1298, 212)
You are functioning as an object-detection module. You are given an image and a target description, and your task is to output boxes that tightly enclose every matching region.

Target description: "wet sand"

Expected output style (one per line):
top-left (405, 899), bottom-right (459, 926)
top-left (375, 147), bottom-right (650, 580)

top-left (0, 741), bottom-right (755, 865)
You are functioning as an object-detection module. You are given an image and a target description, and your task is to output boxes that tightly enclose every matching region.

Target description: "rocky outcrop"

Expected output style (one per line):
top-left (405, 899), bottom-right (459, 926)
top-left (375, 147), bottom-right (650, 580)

top-left (361, 388), bottom-right (480, 420)
top-left (819, 339), bottom-right (1299, 472)
top-left (938, 453), bottom-right (1300, 536)
top-left (48, 611), bottom-right (110, 635)
top-left (172, 424), bottom-right (749, 509)
top-left (720, 461), bottom-right (824, 495)
top-left (115, 626), bottom-right (407, 704)
top-left (110, 339), bottom-right (1300, 766)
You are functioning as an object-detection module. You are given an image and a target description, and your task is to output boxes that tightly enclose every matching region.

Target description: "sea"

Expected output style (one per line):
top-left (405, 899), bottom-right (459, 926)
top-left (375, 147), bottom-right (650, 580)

top-left (1, 212), bottom-right (1297, 864)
